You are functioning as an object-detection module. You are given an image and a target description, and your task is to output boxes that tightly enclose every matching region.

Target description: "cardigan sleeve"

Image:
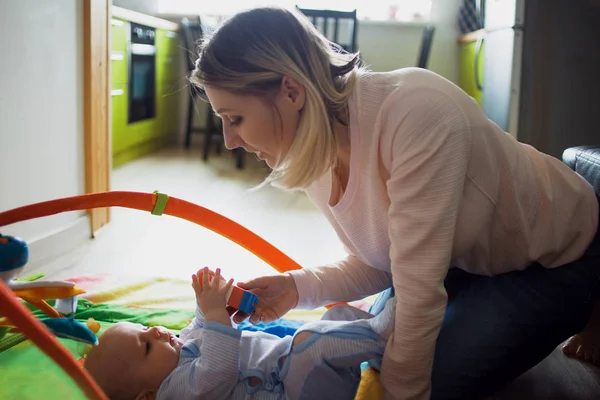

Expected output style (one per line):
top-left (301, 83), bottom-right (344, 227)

top-left (288, 245), bottom-right (393, 309)
top-left (378, 86), bottom-right (471, 400)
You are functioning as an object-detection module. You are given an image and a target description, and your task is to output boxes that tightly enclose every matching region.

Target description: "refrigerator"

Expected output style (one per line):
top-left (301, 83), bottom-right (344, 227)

top-left (480, 0), bottom-right (600, 159)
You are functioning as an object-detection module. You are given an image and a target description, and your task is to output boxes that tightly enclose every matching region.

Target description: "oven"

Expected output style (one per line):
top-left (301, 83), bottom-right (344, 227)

top-left (128, 22), bottom-right (156, 124)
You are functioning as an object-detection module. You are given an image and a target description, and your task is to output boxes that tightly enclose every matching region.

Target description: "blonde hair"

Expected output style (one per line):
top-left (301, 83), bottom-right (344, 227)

top-left (190, 7), bottom-right (364, 189)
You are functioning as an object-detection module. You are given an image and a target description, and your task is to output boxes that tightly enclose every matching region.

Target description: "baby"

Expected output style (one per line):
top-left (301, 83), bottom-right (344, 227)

top-left (83, 268), bottom-right (395, 400)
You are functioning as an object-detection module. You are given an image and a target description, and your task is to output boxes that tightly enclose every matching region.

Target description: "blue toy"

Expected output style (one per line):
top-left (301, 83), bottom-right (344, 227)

top-left (41, 318), bottom-right (99, 345)
top-left (0, 234), bottom-right (29, 282)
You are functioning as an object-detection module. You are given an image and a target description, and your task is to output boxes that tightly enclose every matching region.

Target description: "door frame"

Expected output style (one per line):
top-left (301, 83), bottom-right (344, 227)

top-left (83, 0), bottom-right (111, 235)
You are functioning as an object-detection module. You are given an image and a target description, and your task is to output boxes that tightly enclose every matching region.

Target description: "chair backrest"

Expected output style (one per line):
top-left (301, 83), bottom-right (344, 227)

top-left (180, 17), bottom-right (204, 72)
top-left (296, 7), bottom-right (358, 53)
top-left (417, 25), bottom-right (435, 69)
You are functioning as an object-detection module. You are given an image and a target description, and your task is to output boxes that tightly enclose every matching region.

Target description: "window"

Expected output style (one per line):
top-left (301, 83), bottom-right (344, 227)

top-left (157, 0), bottom-right (432, 22)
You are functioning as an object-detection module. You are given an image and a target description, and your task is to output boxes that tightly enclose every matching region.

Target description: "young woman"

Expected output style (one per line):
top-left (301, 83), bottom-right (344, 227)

top-left (190, 7), bottom-right (600, 399)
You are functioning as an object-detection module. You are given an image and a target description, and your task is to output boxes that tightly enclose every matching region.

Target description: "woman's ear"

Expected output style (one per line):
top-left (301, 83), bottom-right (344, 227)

top-left (135, 390), bottom-right (157, 400)
top-left (280, 76), bottom-right (305, 111)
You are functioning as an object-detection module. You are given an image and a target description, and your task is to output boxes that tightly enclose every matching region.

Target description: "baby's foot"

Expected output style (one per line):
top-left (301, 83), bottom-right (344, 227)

top-left (562, 302), bottom-right (600, 366)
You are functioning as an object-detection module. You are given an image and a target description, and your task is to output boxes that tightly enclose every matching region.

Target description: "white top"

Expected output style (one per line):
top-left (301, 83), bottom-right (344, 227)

top-left (289, 67), bottom-right (599, 399)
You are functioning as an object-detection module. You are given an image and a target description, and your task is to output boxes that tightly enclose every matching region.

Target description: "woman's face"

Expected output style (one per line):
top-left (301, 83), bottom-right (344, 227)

top-left (204, 77), bottom-right (306, 168)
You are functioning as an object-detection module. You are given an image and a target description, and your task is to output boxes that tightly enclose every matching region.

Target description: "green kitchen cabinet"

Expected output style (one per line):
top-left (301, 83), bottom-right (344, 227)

top-left (161, 82), bottom-right (181, 138)
top-left (459, 37), bottom-right (484, 105)
top-left (111, 84), bottom-right (128, 157)
top-left (156, 29), bottom-right (181, 83)
top-left (110, 18), bottom-right (182, 168)
top-left (111, 18), bottom-right (127, 51)
top-left (111, 50), bottom-right (127, 85)
top-left (156, 79), bottom-right (181, 138)
top-left (110, 17), bottom-right (129, 165)
top-left (156, 28), bottom-right (182, 140)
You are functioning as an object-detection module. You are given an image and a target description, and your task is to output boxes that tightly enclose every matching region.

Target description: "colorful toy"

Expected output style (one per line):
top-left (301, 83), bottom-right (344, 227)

top-left (0, 190), bottom-right (330, 400)
top-left (198, 269), bottom-right (259, 314)
top-left (40, 318), bottom-right (99, 344)
top-left (0, 232), bottom-right (96, 345)
top-left (0, 316), bottom-right (100, 344)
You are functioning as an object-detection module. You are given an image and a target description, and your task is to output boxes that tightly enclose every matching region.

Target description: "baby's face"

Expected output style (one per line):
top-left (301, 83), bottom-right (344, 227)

top-left (85, 322), bottom-right (184, 397)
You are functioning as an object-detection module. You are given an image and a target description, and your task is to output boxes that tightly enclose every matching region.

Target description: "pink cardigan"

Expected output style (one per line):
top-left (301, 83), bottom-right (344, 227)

top-left (288, 68), bottom-right (598, 399)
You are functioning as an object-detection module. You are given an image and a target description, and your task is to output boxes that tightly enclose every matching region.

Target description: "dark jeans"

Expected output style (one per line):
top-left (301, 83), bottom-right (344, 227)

top-left (371, 199), bottom-right (600, 400)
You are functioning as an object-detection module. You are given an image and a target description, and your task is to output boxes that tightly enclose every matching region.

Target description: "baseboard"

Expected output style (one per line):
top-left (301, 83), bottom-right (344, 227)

top-left (23, 215), bottom-right (92, 273)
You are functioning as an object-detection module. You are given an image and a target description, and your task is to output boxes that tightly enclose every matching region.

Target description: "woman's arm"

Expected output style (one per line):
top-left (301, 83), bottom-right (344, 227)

top-left (379, 86), bottom-right (471, 400)
top-left (288, 248), bottom-right (393, 309)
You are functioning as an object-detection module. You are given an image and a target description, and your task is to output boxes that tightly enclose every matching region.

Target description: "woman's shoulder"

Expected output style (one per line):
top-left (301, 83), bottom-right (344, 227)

top-left (352, 68), bottom-right (480, 171)
top-left (351, 68), bottom-right (458, 138)
top-left (354, 67), bottom-right (483, 134)
top-left (355, 67), bottom-right (468, 108)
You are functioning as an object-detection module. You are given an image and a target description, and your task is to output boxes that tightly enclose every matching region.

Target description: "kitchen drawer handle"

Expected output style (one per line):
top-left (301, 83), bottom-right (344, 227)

top-left (111, 19), bottom-right (124, 26)
top-left (111, 53), bottom-right (124, 61)
top-left (111, 89), bottom-right (124, 97)
top-left (131, 43), bottom-right (156, 55)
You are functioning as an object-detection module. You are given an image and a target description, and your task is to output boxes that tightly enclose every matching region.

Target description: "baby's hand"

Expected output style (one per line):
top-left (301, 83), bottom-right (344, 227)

top-left (192, 267), bottom-right (234, 323)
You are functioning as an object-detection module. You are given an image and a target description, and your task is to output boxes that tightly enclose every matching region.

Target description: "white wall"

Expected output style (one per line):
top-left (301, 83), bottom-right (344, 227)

top-left (114, 0), bottom-right (462, 82)
top-left (113, 0), bottom-right (160, 15)
top-left (0, 0), bottom-right (86, 242)
top-left (360, 0), bottom-right (462, 83)
top-left (113, 0), bottom-right (462, 145)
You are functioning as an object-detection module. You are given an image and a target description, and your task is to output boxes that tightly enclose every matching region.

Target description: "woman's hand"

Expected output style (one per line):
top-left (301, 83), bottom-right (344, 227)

top-left (233, 273), bottom-right (299, 324)
top-left (192, 267), bottom-right (234, 325)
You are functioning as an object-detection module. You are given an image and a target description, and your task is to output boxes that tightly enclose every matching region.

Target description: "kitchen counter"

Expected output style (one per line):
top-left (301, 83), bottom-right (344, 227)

top-left (112, 6), bottom-right (178, 31)
top-left (110, 6), bottom-right (182, 168)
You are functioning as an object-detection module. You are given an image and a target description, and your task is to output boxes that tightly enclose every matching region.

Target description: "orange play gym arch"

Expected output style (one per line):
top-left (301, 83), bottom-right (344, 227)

top-left (0, 191), bottom-right (307, 400)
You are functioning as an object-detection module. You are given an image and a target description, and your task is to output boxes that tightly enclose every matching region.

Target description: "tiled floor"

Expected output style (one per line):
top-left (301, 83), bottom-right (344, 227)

top-left (33, 145), bottom-right (347, 284)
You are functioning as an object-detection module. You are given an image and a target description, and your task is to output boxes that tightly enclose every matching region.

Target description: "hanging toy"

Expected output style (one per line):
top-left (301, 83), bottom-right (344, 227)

top-left (39, 296), bottom-right (99, 345)
top-left (0, 233), bottom-right (97, 344)
top-left (0, 234), bottom-right (29, 282)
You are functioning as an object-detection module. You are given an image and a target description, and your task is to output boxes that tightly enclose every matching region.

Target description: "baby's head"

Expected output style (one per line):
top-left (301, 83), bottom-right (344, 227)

top-left (84, 322), bottom-right (184, 400)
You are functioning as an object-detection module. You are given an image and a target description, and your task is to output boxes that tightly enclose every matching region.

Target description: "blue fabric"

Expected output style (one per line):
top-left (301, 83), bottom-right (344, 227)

top-left (282, 320), bottom-right (387, 400)
top-left (237, 319), bottom-right (304, 338)
top-left (236, 294), bottom-right (398, 339)
top-left (364, 288), bottom-right (395, 371)
top-left (368, 287), bottom-right (395, 316)
top-left (234, 292), bottom-right (395, 340)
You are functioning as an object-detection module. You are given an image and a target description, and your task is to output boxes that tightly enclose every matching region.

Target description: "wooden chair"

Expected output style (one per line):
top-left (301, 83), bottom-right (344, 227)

top-left (417, 25), bottom-right (435, 69)
top-left (180, 17), bottom-right (245, 169)
top-left (296, 7), bottom-right (358, 52)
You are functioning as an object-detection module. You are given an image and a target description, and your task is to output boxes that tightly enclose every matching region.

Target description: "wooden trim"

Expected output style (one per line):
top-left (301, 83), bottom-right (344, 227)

top-left (457, 29), bottom-right (486, 45)
top-left (83, 0), bottom-right (111, 235)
